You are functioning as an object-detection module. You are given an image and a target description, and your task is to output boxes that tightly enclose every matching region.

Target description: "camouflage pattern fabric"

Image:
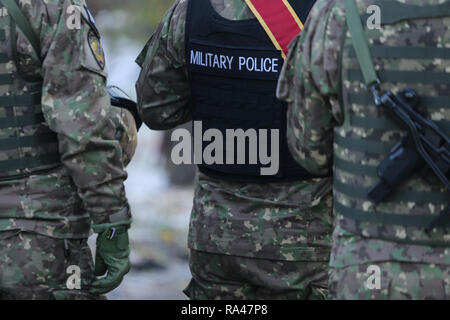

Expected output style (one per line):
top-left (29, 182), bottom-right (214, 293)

top-left (0, 0), bottom-right (132, 300)
top-left (278, 0), bottom-right (450, 299)
top-left (329, 261), bottom-right (450, 299)
top-left (0, 231), bottom-right (103, 300)
top-left (184, 250), bottom-right (329, 300)
top-left (110, 107), bottom-right (138, 167)
top-left (136, 0), bottom-right (333, 299)
top-left (136, 0), bottom-right (333, 263)
top-left (329, 224), bottom-right (450, 299)
top-left (0, 0), bottom-right (131, 238)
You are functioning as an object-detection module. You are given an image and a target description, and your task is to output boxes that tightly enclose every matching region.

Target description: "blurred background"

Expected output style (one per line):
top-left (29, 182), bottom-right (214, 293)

top-left (86, 0), bottom-right (196, 300)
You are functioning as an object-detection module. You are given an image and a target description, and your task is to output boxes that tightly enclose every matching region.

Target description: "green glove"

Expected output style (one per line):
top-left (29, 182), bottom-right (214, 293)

top-left (90, 226), bottom-right (131, 295)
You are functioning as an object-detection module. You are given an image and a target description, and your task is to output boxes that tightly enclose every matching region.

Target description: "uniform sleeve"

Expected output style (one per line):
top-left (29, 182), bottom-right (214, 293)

top-left (20, 0), bottom-right (130, 225)
top-left (135, 0), bottom-right (191, 130)
top-left (277, 0), bottom-right (346, 176)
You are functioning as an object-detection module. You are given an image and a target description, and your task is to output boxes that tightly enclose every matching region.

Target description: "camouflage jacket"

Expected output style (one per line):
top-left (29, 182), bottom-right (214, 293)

top-left (278, 0), bottom-right (450, 267)
top-left (136, 0), bottom-right (333, 261)
top-left (0, 0), bottom-right (130, 238)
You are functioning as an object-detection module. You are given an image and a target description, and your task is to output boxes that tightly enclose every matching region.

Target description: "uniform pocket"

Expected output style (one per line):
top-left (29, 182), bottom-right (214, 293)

top-left (24, 166), bottom-right (79, 218)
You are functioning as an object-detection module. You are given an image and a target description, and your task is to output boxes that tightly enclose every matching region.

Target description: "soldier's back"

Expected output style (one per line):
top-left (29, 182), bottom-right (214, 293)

top-left (330, 0), bottom-right (450, 299)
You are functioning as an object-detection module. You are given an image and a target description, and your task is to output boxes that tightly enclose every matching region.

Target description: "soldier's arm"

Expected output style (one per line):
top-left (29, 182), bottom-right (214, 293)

top-left (21, 0), bottom-right (130, 225)
top-left (277, 0), bottom-right (345, 176)
top-left (135, 0), bottom-right (190, 130)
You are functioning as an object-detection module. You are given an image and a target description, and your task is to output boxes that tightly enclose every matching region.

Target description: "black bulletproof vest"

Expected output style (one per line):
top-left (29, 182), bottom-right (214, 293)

top-left (186, 0), bottom-right (319, 183)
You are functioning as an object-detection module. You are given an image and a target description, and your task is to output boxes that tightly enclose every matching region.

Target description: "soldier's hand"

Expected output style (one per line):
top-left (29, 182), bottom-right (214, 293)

top-left (90, 226), bottom-right (131, 295)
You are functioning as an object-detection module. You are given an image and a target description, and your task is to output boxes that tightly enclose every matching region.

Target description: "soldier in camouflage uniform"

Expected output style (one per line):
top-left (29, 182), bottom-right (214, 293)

top-left (0, 0), bottom-right (136, 299)
top-left (278, 0), bottom-right (450, 299)
top-left (136, 0), bottom-right (333, 300)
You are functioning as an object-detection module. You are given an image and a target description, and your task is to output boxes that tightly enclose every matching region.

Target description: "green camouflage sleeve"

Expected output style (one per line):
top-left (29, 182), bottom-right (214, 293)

top-left (135, 0), bottom-right (190, 130)
top-left (19, 0), bottom-right (130, 225)
top-left (277, 0), bottom-right (346, 176)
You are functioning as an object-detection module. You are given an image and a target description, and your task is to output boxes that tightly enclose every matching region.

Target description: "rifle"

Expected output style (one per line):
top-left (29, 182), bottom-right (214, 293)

top-left (366, 84), bottom-right (450, 232)
top-left (344, 0), bottom-right (450, 232)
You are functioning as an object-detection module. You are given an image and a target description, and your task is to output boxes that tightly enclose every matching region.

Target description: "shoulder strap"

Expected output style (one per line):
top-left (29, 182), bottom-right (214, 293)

top-left (0, 0), bottom-right (41, 60)
top-left (245, 0), bottom-right (305, 59)
top-left (344, 0), bottom-right (378, 86)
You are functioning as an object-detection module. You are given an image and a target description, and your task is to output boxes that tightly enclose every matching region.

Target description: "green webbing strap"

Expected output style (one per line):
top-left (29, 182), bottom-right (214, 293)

top-left (0, 53), bottom-right (8, 63)
top-left (0, 92), bottom-right (41, 106)
top-left (0, 113), bottom-right (45, 129)
top-left (348, 70), bottom-right (450, 85)
top-left (0, 153), bottom-right (60, 172)
top-left (348, 93), bottom-right (450, 131)
top-left (351, 115), bottom-right (399, 130)
top-left (0, 0), bottom-right (41, 60)
top-left (0, 133), bottom-right (57, 150)
top-left (344, 0), bottom-right (378, 86)
top-left (348, 93), bottom-right (450, 109)
top-left (335, 200), bottom-right (437, 227)
top-left (334, 134), bottom-right (395, 154)
top-left (334, 179), bottom-right (448, 204)
top-left (336, 152), bottom-right (450, 177)
top-left (348, 46), bottom-right (450, 60)
top-left (0, 93), bottom-right (43, 128)
top-left (334, 156), bottom-right (378, 177)
top-left (0, 74), bottom-right (13, 85)
top-left (351, 115), bottom-right (450, 132)
top-left (0, 29), bottom-right (5, 41)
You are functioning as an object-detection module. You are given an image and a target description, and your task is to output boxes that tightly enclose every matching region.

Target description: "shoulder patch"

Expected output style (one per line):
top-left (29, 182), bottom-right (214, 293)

top-left (88, 30), bottom-right (105, 70)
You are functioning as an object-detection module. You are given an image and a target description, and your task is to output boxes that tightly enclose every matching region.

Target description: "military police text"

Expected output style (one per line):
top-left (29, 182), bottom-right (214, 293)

top-left (190, 50), bottom-right (280, 73)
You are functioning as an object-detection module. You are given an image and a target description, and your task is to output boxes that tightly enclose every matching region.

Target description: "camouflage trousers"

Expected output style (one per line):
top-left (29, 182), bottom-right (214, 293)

top-left (329, 262), bottom-right (450, 300)
top-left (184, 250), bottom-right (329, 300)
top-left (0, 231), bottom-right (103, 300)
